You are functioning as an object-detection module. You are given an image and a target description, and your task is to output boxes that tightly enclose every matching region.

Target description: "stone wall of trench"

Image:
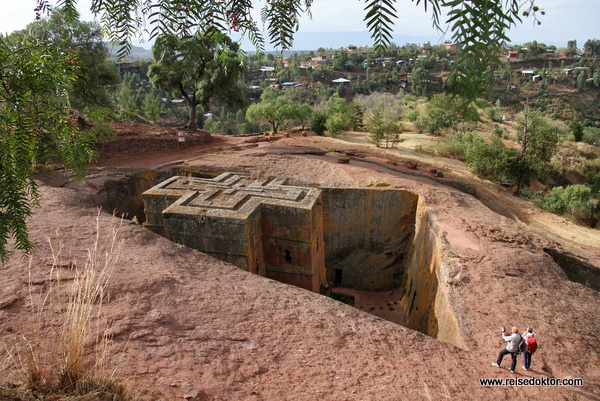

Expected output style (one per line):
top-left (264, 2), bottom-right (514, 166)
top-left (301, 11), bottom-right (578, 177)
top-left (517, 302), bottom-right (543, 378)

top-left (321, 188), bottom-right (419, 291)
top-left (321, 187), bottom-right (465, 348)
top-left (402, 200), bottom-right (465, 348)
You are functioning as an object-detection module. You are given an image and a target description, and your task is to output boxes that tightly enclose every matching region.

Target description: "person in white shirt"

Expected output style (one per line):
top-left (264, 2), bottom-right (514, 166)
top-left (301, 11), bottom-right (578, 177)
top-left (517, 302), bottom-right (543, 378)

top-left (522, 327), bottom-right (537, 370)
top-left (491, 326), bottom-right (521, 373)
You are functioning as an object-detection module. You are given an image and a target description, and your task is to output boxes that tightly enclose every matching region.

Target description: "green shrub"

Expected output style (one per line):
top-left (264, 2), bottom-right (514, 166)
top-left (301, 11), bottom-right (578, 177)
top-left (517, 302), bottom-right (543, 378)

top-left (143, 91), bottom-right (163, 122)
top-left (89, 123), bottom-right (115, 143)
top-left (450, 131), bottom-right (485, 159)
top-left (568, 121), bottom-right (584, 142)
top-left (237, 123), bottom-right (248, 135)
top-left (466, 137), bottom-right (516, 181)
top-left (326, 114), bottom-right (344, 137)
top-left (542, 184), bottom-right (598, 224)
top-left (405, 109), bottom-right (420, 122)
top-left (582, 126), bottom-right (600, 145)
top-left (486, 107), bottom-right (503, 123)
top-left (542, 186), bottom-right (566, 213)
top-left (208, 121), bottom-right (223, 134)
top-left (493, 125), bottom-right (505, 138)
top-left (425, 108), bottom-right (453, 136)
top-left (413, 116), bottom-right (427, 133)
top-left (84, 106), bottom-right (115, 143)
top-left (309, 110), bottom-right (327, 136)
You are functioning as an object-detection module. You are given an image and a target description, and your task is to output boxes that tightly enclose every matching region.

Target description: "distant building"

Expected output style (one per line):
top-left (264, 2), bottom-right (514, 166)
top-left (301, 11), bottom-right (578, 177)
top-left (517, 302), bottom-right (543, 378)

top-left (444, 43), bottom-right (457, 52)
top-left (332, 78), bottom-right (351, 84)
top-left (115, 61), bottom-right (141, 78)
top-left (346, 45), bottom-right (357, 52)
top-left (311, 56), bottom-right (328, 65)
top-left (507, 51), bottom-right (519, 59)
top-left (259, 66), bottom-right (276, 73)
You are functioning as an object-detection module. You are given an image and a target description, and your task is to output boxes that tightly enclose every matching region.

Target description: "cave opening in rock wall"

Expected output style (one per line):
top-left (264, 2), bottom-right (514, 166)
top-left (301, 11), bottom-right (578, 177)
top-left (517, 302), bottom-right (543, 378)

top-left (99, 169), bottom-right (456, 345)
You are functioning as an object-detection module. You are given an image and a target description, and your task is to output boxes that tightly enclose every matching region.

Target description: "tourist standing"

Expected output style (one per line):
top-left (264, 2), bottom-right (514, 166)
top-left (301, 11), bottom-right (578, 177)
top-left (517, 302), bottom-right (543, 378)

top-left (491, 326), bottom-right (521, 373)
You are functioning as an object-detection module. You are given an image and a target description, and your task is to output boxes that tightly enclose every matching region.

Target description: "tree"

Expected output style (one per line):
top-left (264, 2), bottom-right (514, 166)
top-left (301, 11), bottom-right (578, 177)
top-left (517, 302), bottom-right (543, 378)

top-left (576, 71), bottom-right (587, 91)
top-left (569, 121), bottom-right (584, 142)
top-left (355, 92), bottom-right (403, 146)
top-left (20, 8), bottom-right (119, 109)
top-left (149, 30), bottom-right (244, 130)
top-left (143, 90), bottom-right (163, 122)
top-left (0, 35), bottom-right (95, 260)
top-left (246, 89), bottom-right (295, 133)
top-left (333, 50), bottom-right (350, 71)
top-left (325, 93), bottom-right (362, 131)
top-left (367, 110), bottom-right (386, 146)
top-left (426, 93), bottom-right (464, 121)
top-left (410, 67), bottom-right (431, 96)
top-left (325, 114), bottom-right (344, 137)
top-left (512, 105), bottom-right (559, 193)
top-left (584, 39), bottom-right (600, 57)
top-left (309, 110), bottom-right (328, 136)
top-left (354, 92), bottom-right (404, 125)
top-left (466, 136), bottom-right (517, 182)
top-left (424, 108), bottom-right (453, 136)
top-left (366, 109), bottom-right (400, 148)
top-left (114, 72), bottom-right (139, 120)
top-left (294, 103), bottom-right (313, 131)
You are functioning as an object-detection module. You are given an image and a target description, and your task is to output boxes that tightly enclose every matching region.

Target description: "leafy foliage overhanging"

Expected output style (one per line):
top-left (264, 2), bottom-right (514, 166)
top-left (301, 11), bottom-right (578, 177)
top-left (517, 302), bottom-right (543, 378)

top-left (36, 0), bottom-right (541, 100)
top-left (0, 35), bottom-right (95, 261)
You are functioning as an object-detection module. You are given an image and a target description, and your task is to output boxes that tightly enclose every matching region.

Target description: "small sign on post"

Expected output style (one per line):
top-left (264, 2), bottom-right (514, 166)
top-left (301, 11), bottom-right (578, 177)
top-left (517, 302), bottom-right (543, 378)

top-left (176, 130), bottom-right (185, 149)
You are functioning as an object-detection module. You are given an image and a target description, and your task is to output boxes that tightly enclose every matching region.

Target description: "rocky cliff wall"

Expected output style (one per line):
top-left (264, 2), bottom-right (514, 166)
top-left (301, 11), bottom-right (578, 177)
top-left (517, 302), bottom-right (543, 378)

top-left (403, 200), bottom-right (465, 348)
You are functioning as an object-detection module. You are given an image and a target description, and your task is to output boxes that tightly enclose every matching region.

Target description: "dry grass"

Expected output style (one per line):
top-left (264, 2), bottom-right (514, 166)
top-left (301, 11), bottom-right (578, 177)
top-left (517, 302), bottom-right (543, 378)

top-left (1, 211), bottom-right (132, 399)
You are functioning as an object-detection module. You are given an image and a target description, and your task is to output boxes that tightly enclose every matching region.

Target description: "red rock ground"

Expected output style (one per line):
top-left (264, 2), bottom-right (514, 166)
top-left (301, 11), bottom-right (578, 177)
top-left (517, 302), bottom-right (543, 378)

top-left (1, 127), bottom-right (599, 400)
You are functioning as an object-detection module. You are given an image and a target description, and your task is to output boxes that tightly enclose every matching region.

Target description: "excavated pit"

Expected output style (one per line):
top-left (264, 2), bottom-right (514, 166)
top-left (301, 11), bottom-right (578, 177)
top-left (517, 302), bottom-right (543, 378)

top-left (98, 169), bottom-right (464, 347)
top-left (543, 248), bottom-right (600, 292)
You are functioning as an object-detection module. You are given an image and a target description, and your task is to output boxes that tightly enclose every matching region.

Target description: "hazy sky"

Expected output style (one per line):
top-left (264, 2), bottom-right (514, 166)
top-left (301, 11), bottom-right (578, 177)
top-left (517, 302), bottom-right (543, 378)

top-left (1, 0), bottom-right (598, 50)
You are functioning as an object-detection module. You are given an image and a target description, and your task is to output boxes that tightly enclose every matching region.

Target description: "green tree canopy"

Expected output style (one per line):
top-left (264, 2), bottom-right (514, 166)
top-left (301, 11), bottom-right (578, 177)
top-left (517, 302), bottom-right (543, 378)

top-left (19, 8), bottom-right (119, 109)
top-left (423, 108), bottom-right (453, 136)
top-left (512, 107), bottom-right (559, 192)
top-left (0, 35), bottom-right (95, 260)
top-left (366, 109), bottom-right (400, 148)
top-left (149, 30), bottom-right (244, 130)
top-left (246, 89), bottom-right (296, 133)
top-left (325, 93), bottom-right (362, 133)
top-left (584, 39), bottom-right (600, 57)
top-left (410, 67), bottom-right (432, 97)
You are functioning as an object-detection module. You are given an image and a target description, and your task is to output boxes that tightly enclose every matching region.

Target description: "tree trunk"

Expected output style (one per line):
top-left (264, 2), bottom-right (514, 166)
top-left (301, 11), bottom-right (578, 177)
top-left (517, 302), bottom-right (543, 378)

top-left (514, 100), bottom-right (529, 195)
top-left (187, 103), bottom-right (197, 130)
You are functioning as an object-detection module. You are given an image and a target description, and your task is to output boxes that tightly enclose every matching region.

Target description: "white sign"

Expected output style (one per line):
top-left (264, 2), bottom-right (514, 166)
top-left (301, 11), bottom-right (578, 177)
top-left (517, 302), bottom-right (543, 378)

top-left (177, 131), bottom-right (185, 142)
